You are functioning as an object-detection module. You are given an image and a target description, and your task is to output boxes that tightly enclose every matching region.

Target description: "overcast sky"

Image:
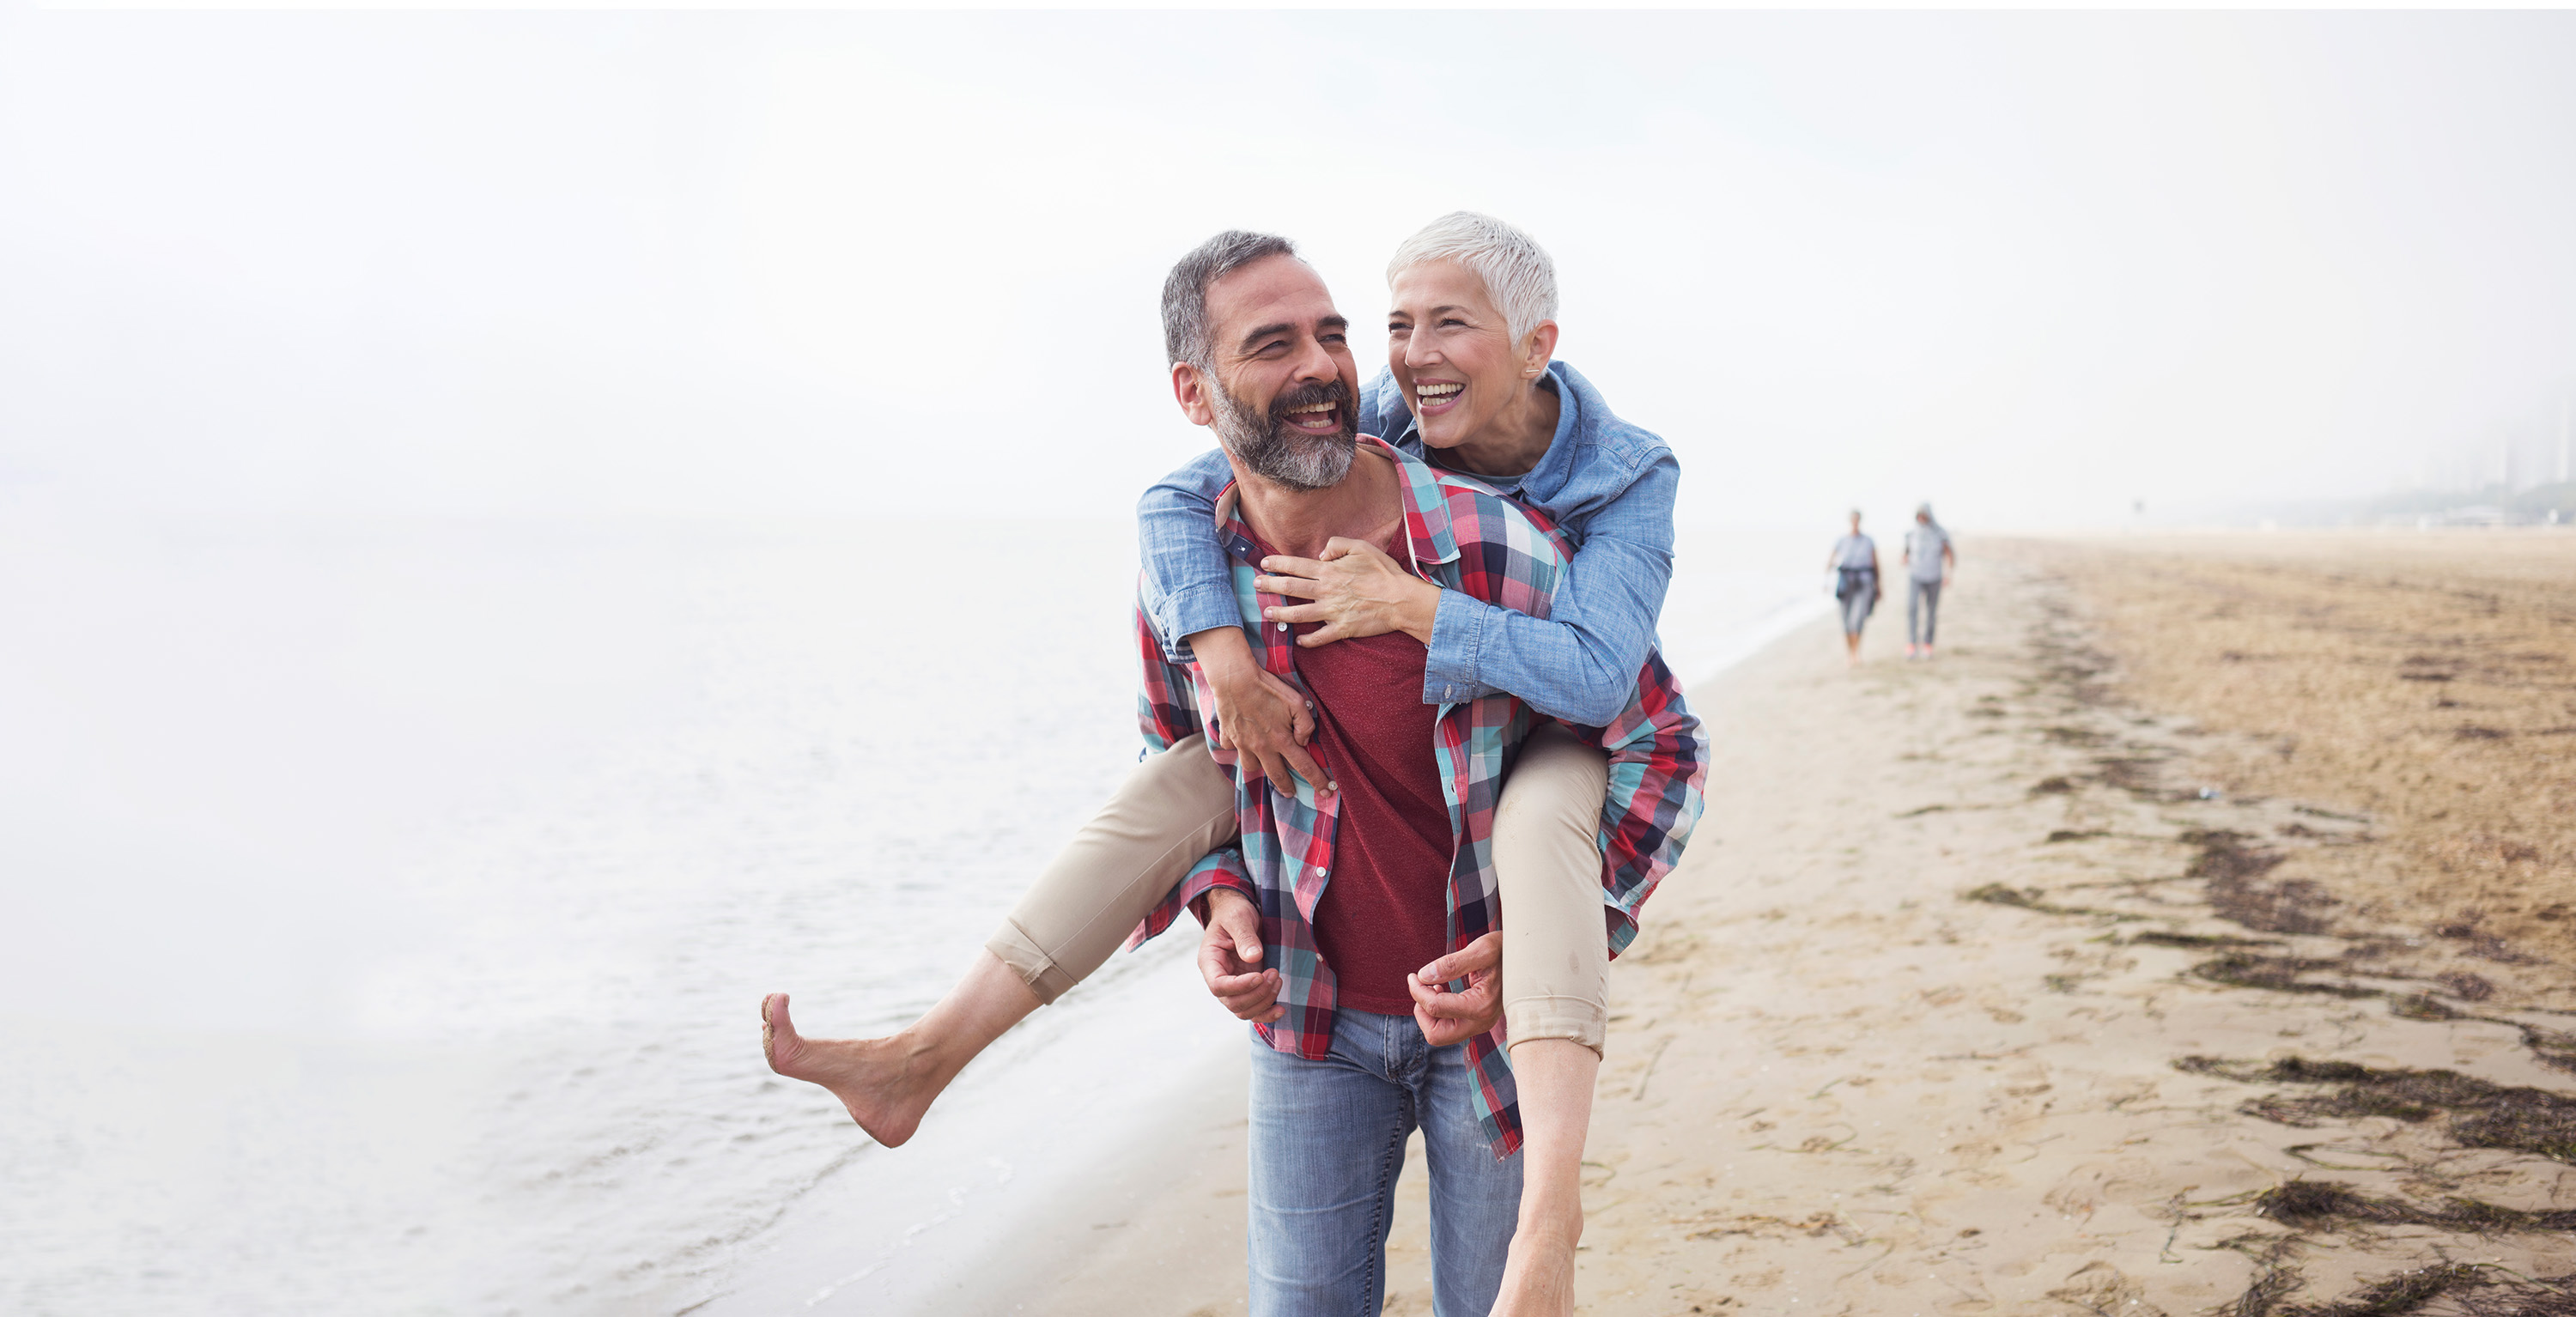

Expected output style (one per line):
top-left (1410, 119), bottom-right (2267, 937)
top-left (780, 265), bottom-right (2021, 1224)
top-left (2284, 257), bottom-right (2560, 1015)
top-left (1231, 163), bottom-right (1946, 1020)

top-left (3, 9), bottom-right (2573, 531)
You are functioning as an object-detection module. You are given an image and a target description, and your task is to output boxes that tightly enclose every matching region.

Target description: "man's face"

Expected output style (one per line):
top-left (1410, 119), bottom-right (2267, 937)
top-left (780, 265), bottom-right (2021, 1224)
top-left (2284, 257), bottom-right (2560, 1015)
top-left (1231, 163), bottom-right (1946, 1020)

top-left (1191, 255), bottom-right (1362, 491)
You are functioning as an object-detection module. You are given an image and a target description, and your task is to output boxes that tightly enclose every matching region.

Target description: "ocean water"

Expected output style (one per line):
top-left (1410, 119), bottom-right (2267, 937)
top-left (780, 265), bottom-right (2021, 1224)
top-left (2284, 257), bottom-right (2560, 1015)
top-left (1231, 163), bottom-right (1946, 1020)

top-left (0, 510), bottom-right (1825, 1316)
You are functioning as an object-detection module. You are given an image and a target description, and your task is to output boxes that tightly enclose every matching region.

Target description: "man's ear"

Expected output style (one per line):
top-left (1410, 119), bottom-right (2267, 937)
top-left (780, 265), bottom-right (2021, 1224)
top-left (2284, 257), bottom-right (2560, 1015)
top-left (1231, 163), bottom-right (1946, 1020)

top-left (1519, 320), bottom-right (1560, 379)
top-left (1171, 361), bottom-right (1219, 427)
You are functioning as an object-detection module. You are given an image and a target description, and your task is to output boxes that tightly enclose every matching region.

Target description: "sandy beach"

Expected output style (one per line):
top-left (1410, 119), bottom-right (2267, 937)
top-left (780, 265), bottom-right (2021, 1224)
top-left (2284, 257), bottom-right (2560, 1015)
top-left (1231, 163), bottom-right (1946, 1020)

top-left (1000, 533), bottom-right (2576, 1317)
top-left (15, 15), bottom-right (2576, 1314)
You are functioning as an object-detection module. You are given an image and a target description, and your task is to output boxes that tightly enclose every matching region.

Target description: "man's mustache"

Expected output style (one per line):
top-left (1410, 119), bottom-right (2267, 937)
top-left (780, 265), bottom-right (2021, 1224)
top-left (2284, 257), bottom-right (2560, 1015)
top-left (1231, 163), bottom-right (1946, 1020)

top-left (1267, 378), bottom-right (1351, 427)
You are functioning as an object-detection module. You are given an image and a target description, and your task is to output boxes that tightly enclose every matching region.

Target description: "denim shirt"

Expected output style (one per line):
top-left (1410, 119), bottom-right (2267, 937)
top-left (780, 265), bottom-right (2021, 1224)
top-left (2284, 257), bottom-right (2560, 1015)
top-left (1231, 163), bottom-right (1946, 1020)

top-left (1136, 360), bottom-right (1679, 726)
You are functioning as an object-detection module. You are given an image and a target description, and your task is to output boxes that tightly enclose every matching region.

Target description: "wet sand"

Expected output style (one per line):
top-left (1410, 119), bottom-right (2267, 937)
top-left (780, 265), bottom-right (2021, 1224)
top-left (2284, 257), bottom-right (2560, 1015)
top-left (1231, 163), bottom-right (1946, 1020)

top-left (1006, 539), bottom-right (2576, 1316)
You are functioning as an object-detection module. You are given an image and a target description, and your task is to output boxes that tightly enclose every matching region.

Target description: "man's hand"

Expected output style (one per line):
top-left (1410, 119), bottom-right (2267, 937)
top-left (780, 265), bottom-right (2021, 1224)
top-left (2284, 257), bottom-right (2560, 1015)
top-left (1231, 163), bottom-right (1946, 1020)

top-left (1188, 626), bottom-right (1332, 797)
top-left (1256, 537), bottom-right (1443, 647)
top-left (1407, 931), bottom-right (1504, 1047)
top-left (1198, 887), bottom-right (1285, 1024)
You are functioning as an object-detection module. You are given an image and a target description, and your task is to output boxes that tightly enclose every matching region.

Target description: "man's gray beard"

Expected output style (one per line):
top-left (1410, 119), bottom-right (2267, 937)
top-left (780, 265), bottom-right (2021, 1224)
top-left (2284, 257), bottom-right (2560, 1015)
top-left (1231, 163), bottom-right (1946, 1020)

top-left (1210, 379), bottom-right (1357, 493)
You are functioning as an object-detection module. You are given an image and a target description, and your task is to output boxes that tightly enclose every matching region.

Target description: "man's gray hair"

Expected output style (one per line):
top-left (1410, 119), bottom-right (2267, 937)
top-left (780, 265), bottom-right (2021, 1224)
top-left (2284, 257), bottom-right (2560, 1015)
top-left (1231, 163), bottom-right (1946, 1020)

top-left (1384, 211), bottom-right (1558, 341)
top-left (1163, 230), bottom-right (1300, 369)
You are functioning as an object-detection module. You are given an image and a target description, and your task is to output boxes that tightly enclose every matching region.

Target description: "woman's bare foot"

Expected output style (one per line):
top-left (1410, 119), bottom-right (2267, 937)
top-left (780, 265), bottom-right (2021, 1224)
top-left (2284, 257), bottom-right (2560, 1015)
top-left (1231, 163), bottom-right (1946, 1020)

top-left (761, 954), bottom-right (1042, 1147)
top-left (1488, 1203), bottom-right (1581, 1317)
top-left (759, 993), bottom-right (948, 1148)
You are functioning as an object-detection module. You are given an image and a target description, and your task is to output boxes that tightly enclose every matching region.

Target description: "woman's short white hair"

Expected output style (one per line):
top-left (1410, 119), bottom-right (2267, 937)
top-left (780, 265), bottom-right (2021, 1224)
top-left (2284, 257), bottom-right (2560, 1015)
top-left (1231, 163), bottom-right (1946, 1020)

top-left (1385, 211), bottom-right (1558, 342)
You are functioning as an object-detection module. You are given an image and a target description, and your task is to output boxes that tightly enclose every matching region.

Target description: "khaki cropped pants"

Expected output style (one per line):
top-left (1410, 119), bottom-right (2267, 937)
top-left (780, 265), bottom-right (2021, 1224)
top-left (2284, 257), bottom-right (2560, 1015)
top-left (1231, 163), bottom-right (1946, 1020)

top-left (984, 724), bottom-right (1614, 1054)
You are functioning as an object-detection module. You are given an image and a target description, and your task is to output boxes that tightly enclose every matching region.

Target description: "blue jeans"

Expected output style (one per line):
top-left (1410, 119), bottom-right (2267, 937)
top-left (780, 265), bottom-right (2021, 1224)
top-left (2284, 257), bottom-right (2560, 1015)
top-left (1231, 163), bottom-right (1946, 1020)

top-left (1246, 1010), bottom-right (1523, 1317)
top-left (1836, 568), bottom-right (1876, 636)
top-left (1909, 576), bottom-right (1942, 646)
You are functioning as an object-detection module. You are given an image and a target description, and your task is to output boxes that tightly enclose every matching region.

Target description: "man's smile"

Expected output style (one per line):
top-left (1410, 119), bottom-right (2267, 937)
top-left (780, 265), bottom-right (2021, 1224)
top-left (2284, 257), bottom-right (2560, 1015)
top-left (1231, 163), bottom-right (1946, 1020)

top-left (1284, 400), bottom-right (1342, 433)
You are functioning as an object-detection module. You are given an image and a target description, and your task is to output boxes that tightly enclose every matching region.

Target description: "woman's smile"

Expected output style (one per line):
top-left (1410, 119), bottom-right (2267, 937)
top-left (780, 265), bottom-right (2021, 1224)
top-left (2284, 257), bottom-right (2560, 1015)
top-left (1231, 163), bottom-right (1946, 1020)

top-left (1412, 379), bottom-right (1466, 417)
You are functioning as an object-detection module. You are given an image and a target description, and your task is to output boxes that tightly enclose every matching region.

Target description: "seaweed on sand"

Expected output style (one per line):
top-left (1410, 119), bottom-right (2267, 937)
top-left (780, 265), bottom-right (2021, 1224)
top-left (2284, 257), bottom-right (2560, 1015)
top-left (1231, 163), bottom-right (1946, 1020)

top-left (2275, 1264), bottom-right (2490, 1317)
top-left (2518, 1025), bottom-right (2576, 1077)
top-left (2186, 828), bottom-right (2339, 936)
top-left (2184, 951), bottom-right (2576, 1077)
top-left (2389, 993), bottom-right (2460, 1021)
top-left (1963, 883), bottom-right (2142, 920)
top-left (2176, 1056), bottom-right (2576, 1163)
top-left (2455, 1101), bottom-right (2576, 1162)
top-left (2224, 1193), bottom-right (2576, 1317)
top-left (2134, 930), bottom-right (2280, 949)
top-left (2190, 953), bottom-right (2379, 998)
top-left (2251, 1180), bottom-right (2576, 1233)
top-left (2184, 829), bottom-right (2286, 880)
top-left (2237, 1261), bottom-right (2576, 1317)
top-left (2454, 1276), bottom-right (2576, 1317)
top-left (2239, 1267), bottom-right (2306, 1317)
top-left (2094, 754), bottom-right (2177, 798)
top-left (2253, 1180), bottom-right (2415, 1226)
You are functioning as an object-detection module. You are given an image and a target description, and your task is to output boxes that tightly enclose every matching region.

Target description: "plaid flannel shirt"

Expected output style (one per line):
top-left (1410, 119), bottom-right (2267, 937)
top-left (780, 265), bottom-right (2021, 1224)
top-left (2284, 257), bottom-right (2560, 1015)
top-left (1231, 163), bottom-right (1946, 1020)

top-left (1127, 437), bottom-right (1709, 1158)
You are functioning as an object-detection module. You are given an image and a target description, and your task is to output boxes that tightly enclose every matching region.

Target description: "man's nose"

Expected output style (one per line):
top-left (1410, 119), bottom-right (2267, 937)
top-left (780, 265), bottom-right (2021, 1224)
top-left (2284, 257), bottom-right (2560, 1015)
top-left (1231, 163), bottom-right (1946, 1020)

top-left (1290, 334), bottom-right (1336, 382)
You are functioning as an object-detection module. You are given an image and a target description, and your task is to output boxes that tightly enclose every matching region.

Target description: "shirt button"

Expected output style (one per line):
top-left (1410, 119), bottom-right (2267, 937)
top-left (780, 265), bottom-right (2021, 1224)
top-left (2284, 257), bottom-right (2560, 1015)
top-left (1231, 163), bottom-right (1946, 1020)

top-left (1315, 866), bottom-right (1327, 877)
top-left (1275, 622), bottom-right (1289, 631)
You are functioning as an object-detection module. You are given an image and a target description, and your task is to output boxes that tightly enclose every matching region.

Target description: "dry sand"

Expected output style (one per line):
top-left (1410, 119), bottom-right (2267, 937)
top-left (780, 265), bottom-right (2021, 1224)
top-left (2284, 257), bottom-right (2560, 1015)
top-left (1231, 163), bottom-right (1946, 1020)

top-left (2035, 531), bottom-right (2576, 990)
top-left (1005, 541), bottom-right (2576, 1317)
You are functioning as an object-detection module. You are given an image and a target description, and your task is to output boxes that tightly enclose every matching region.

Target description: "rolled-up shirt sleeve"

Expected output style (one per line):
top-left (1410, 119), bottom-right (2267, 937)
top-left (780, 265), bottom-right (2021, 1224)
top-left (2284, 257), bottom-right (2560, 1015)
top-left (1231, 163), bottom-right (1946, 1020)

top-left (1136, 448), bottom-right (1242, 665)
top-left (1421, 453), bottom-right (1678, 726)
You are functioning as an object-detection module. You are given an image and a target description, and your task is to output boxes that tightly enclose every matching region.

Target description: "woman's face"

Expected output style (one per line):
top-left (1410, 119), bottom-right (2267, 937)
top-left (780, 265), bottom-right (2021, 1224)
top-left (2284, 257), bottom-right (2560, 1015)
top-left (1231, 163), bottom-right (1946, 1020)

top-left (1386, 260), bottom-right (1534, 451)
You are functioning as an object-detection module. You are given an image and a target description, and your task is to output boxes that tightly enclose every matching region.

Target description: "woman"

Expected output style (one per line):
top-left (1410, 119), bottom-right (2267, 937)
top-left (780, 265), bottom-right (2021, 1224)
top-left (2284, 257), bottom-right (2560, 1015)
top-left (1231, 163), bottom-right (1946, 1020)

top-left (762, 213), bottom-right (1696, 1317)
top-left (1827, 509), bottom-right (1880, 665)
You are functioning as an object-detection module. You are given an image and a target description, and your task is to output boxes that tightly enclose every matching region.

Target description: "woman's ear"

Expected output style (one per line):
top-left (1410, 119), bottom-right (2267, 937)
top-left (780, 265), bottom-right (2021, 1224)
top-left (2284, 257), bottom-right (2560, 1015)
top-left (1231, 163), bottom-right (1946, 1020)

top-left (1520, 320), bottom-right (1560, 378)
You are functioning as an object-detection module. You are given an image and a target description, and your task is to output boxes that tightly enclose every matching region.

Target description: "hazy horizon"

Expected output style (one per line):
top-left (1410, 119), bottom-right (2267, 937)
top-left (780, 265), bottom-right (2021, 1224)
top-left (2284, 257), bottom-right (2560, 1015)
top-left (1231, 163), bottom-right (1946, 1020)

top-left (3, 11), bottom-right (2575, 534)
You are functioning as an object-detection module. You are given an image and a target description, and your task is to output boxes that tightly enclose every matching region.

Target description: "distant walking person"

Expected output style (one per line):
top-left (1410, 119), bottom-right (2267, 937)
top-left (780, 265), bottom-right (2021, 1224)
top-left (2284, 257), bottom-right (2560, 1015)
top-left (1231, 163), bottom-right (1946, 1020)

top-left (1826, 510), bottom-right (1879, 666)
top-left (1903, 503), bottom-right (1956, 660)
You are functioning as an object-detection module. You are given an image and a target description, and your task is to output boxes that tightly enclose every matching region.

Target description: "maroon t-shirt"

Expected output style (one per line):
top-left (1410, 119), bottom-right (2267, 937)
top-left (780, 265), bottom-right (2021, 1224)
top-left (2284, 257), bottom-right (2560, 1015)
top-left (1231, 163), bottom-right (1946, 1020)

top-left (1257, 529), bottom-right (1455, 1015)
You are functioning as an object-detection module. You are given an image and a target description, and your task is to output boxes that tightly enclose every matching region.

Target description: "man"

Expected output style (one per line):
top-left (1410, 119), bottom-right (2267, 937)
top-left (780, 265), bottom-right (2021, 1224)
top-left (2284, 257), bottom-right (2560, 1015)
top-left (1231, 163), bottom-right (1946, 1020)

top-left (1902, 503), bottom-right (1956, 659)
top-left (1127, 231), bottom-right (1706, 1316)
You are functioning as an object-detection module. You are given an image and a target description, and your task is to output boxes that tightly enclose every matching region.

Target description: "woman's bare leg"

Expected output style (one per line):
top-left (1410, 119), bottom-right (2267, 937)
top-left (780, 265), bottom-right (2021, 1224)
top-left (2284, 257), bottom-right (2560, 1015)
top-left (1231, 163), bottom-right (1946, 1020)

top-left (1492, 1039), bottom-right (1598, 1316)
top-left (762, 734), bottom-right (1238, 1144)
top-left (1483, 724), bottom-right (1613, 1317)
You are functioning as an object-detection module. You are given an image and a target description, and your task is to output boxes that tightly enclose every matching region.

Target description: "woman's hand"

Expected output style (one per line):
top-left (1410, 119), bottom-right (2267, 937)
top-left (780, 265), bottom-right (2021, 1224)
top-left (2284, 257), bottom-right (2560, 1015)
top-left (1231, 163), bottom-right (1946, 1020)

top-left (1189, 626), bottom-right (1331, 796)
top-left (1408, 932), bottom-right (1504, 1047)
top-left (1256, 537), bottom-right (1443, 647)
